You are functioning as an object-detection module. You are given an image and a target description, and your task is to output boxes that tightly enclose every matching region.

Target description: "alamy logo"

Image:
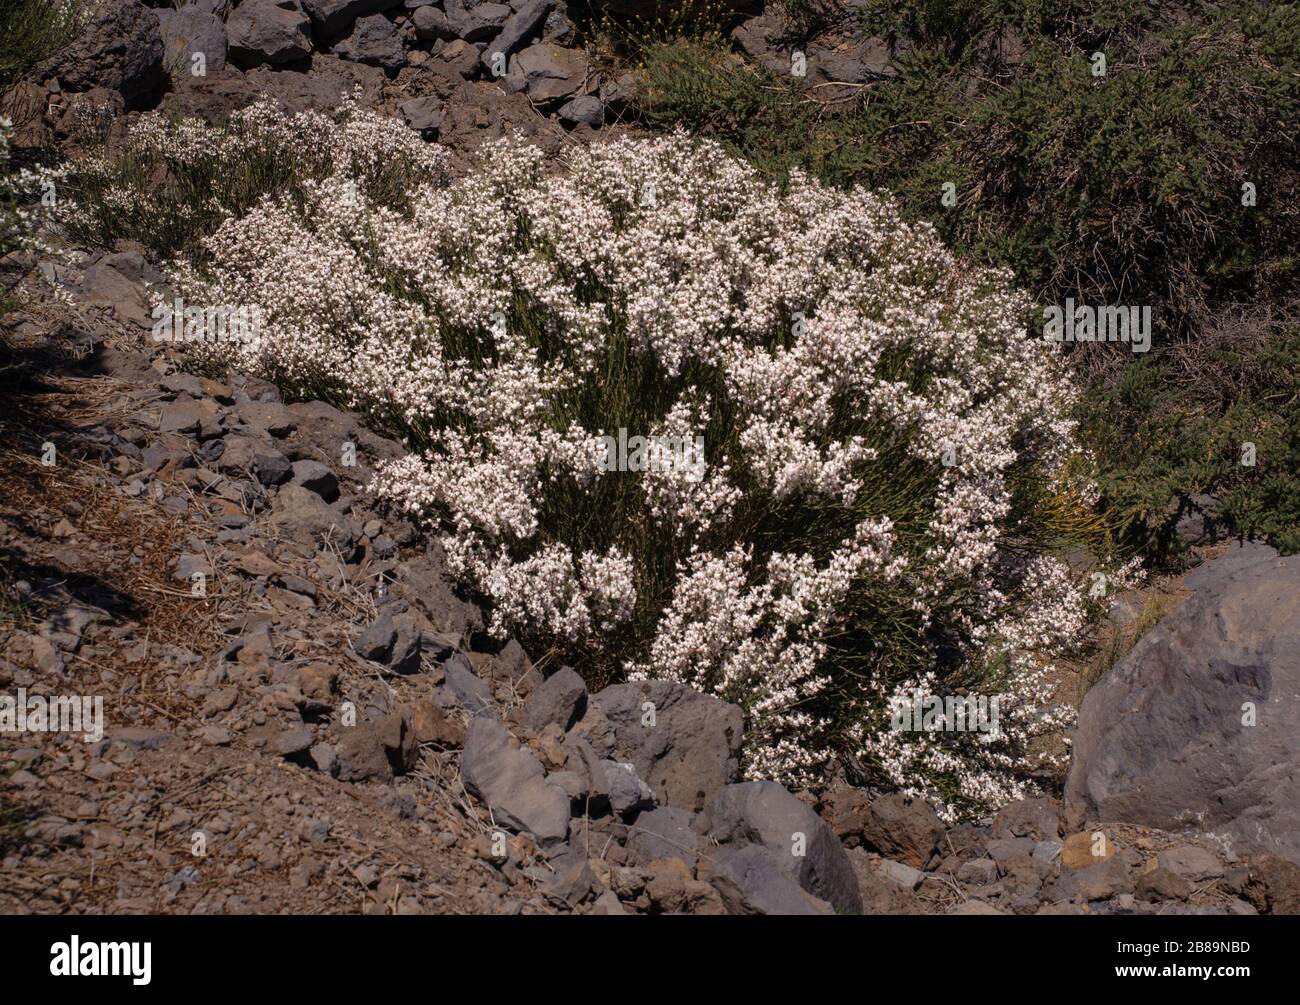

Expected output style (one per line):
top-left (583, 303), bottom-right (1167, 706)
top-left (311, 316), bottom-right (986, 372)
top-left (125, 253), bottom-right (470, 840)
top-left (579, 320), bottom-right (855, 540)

top-left (0, 689), bottom-right (103, 742)
top-left (889, 691), bottom-right (1001, 735)
top-left (1043, 298), bottom-right (1151, 352)
top-left (49, 937), bottom-right (151, 985)
top-left (151, 297), bottom-right (263, 348)
top-left (601, 427), bottom-right (706, 481)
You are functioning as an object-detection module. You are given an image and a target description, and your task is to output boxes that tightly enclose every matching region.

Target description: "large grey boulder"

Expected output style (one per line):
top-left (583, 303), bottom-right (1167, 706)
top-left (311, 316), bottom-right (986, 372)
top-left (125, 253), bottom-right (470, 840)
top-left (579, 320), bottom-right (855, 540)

top-left (1065, 544), bottom-right (1300, 864)
top-left (1182, 540), bottom-right (1279, 594)
top-left (572, 679), bottom-right (743, 812)
top-left (35, 0), bottom-right (164, 108)
top-left (157, 7), bottom-right (228, 74)
top-left (706, 781), bottom-right (863, 914)
top-left (227, 0), bottom-right (312, 68)
top-left (460, 718), bottom-right (569, 846)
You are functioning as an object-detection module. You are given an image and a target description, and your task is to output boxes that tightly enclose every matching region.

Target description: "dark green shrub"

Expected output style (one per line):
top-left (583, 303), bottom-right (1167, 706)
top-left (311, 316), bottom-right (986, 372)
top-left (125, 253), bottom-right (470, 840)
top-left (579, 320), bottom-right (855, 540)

top-left (0, 0), bottom-right (82, 89)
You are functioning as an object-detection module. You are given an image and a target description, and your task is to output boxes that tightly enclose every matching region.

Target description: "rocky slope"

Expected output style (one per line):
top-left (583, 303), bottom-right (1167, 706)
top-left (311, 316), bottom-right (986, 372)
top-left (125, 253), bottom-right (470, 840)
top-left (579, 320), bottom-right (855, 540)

top-left (1, 0), bottom-right (898, 166)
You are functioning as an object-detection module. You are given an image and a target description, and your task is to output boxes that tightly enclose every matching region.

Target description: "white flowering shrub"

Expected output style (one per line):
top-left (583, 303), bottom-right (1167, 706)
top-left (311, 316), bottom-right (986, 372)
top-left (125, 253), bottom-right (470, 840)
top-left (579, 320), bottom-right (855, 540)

top-left (0, 118), bottom-right (63, 256)
top-left (65, 100), bottom-right (446, 259)
top-left (69, 101), bottom-right (1126, 817)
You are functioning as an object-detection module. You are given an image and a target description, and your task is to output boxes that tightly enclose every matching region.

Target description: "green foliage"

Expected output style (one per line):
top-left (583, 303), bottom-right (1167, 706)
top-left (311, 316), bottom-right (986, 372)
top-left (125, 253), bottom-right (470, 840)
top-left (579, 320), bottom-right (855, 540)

top-left (65, 144), bottom-right (304, 262)
top-left (631, 0), bottom-right (1300, 557)
top-left (0, 0), bottom-right (82, 89)
top-left (1085, 316), bottom-right (1300, 556)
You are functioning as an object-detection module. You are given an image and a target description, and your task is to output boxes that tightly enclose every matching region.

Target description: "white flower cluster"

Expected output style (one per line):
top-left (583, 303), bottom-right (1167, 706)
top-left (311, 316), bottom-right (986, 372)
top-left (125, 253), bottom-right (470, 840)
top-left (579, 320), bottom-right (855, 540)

top-left (91, 101), bottom-right (1118, 814)
top-left (0, 119), bottom-right (65, 254)
top-left (60, 93), bottom-right (449, 254)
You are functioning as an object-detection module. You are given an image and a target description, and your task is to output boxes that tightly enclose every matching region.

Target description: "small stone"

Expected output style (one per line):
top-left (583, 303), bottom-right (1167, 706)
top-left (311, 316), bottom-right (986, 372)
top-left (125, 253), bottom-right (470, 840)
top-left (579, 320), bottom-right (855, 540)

top-left (546, 853), bottom-right (595, 907)
top-left (557, 95), bottom-right (603, 127)
top-left (956, 858), bottom-right (999, 886)
top-left (1074, 855), bottom-right (1134, 901)
top-left (203, 687), bottom-right (238, 716)
top-left (1157, 844), bottom-right (1225, 882)
top-left (290, 459), bottom-right (339, 502)
top-left (160, 399), bottom-right (222, 438)
top-left (400, 95), bottom-right (443, 133)
top-left (522, 666), bottom-right (586, 731)
top-left (253, 447), bottom-right (292, 486)
top-left (1136, 866), bottom-right (1192, 902)
top-left (334, 723), bottom-right (394, 783)
top-left (275, 725), bottom-right (314, 757)
top-left (234, 550), bottom-right (280, 577)
top-left (948, 900), bottom-right (1008, 915)
top-left (603, 760), bottom-right (655, 818)
top-left (873, 857), bottom-right (925, 890)
top-left (1061, 830), bottom-right (1117, 870)
top-left (986, 837), bottom-right (1036, 863)
top-left (460, 717), bottom-right (569, 847)
top-left (591, 889), bottom-right (627, 915)
top-left (445, 0), bottom-right (510, 42)
top-left (332, 14), bottom-right (405, 71)
top-left (310, 743), bottom-right (337, 776)
top-left (353, 613), bottom-right (422, 675)
top-left (1032, 840), bottom-right (1062, 865)
top-left (857, 792), bottom-right (944, 868)
top-left (370, 534), bottom-right (397, 559)
top-left (413, 5), bottom-right (453, 40)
